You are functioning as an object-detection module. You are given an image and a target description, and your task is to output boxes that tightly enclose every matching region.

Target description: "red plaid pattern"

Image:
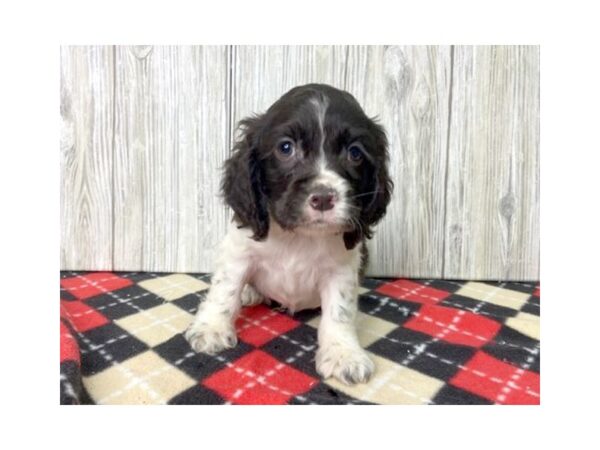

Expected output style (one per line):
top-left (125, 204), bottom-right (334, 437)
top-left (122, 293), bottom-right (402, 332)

top-left (376, 279), bottom-right (451, 305)
top-left (60, 272), bottom-right (133, 300)
top-left (60, 321), bottom-right (80, 363)
top-left (450, 351), bottom-right (540, 404)
top-left (61, 300), bottom-right (109, 332)
top-left (236, 305), bottom-right (301, 346)
top-left (404, 304), bottom-right (502, 347)
top-left (202, 350), bottom-right (318, 404)
top-left (59, 272), bottom-right (540, 405)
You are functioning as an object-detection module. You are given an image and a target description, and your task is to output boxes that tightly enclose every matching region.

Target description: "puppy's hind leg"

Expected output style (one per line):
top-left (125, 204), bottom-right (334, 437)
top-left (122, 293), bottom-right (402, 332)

top-left (240, 284), bottom-right (269, 306)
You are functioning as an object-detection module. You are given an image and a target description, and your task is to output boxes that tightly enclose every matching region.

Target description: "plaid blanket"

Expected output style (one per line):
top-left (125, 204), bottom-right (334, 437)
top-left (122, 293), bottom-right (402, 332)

top-left (60, 272), bottom-right (540, 405)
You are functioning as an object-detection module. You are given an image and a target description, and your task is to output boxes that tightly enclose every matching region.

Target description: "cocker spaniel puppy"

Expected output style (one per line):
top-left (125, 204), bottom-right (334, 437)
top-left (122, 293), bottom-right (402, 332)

top-left (186, 83), bottom-right (392, 384)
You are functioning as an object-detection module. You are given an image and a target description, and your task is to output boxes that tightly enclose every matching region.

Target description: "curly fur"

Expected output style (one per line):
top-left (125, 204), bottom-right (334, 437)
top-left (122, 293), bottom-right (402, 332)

top-left (186, 83), bottom-right (392, 385)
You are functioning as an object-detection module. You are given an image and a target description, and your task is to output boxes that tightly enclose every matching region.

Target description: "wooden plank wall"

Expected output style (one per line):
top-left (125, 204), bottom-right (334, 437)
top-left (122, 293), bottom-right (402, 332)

top-left (61, 46), bottom-right (114, 269)
top-left (60, 45), bottom-right (540, 280)
top-left (112, 46), bottom-right (230, 272)
top-left (444, 46), bottom-right (540, 280)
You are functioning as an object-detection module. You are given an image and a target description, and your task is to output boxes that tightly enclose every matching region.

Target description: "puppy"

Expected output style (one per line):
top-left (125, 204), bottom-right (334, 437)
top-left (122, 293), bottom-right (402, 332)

top-left (185, 83), bottom-right (392, 384)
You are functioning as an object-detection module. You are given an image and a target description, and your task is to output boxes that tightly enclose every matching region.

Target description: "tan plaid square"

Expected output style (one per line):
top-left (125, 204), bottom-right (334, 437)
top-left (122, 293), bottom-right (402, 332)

top-left (138, 274), bottom-right (209, 301)
top-left (83, 351), bottom-right (196, 404)
top-left (506, 311), bottom-right (540, 340)
top-left (456, 282), bottom-right (530, 310)
top-left (115, 303), bottom-right (194, 347)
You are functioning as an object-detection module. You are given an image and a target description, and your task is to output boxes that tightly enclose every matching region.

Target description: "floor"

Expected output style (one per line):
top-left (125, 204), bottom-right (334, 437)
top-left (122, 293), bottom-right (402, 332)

top-left (60, 272), bottom-right (540, 405)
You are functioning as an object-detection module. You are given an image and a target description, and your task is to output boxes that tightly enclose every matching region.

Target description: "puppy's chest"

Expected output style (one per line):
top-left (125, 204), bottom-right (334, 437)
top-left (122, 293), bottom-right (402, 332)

top-left (249, 236), bottom-right (343, 311)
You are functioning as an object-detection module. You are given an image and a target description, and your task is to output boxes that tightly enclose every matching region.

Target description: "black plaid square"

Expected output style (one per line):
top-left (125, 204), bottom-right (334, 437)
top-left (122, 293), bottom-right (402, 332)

top-left (432, 384), bottom-right (493, 405)
top-left (114, 271), bottom-right (165, 283)
top-left (60, 289), bottom-right (78, 301)
top-left (168, 384), bottom-right (225, 405)
top-left (289, 306), bottom-right (322, 324)
top-left (360, 278), bottom-right (388, 290)
top-left (416, 279), bottom-right (465, 294)
top-left (171, 292), bottom-right (207, 314)
top-left (154, 334), bottom-right (254, 381)
top-left (521, 295), bottom-right (540, 316)
top-left (440, 293), bottom-right (519, 322)
top-left (483, 326), bottom-right (540, 373)
top-left (261, 324), bottom-right (319, 378)
top-left (367, 327), bottom-right (477, 381)
top-left (78, 323), bottom-right (149, 376)
top-left (61, 271), bottom-right (80, 279)
top-left (289, 383), bottom-right (373, 405)
top-left (358, 291), bottom-right (421, 326)
top-left (86, 285), bottom-right (165, 320)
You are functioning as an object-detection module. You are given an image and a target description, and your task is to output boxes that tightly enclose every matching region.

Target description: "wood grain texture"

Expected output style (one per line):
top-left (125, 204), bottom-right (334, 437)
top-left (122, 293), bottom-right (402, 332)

top-left (443, 46), bottom-right (540, 280)
top-left (60, 45), bottom-right (540, 280)
top-left (344, 46), bottom-right (452, 277)
top-left (232, 45), bottom-right (347, 121)
top-left (233, 45), bottom-right (452, 277)
top-left (112, 46), bottom-right (230, 272)
top-left (60, 46), bottom-right (114, 270)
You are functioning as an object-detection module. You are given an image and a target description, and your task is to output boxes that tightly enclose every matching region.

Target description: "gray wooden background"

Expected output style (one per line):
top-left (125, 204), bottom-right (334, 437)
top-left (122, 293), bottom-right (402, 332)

top-left (60, 45), bottom-right (539, 280)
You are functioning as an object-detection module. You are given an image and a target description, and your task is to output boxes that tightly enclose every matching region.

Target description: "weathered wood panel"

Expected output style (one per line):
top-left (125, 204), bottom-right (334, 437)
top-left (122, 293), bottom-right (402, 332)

top-left (232, 45), bottom-right (347, 122)
top-left (60, 45), bottom-right (540, 280)
top-left (443, 46), bottom-right (540, 280)
top-left (60, 46), bottom-right (114, 270)
top-left (233, 45), bottom-right (451, 277)
top-left (344, 46), bottom-right (452, 277)
top-left (112, 45), bottom-right (230, 272)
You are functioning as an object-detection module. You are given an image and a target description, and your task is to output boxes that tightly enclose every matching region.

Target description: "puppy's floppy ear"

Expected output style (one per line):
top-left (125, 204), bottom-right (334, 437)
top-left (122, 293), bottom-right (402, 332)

top-left (221, 116), bottom-right (269, 240)
top-left (344, 121), bottom-right (393, 250)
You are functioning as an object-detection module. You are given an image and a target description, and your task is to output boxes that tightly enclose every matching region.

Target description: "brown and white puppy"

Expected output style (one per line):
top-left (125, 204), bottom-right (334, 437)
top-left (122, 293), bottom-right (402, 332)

top-left (185, 83), bottom-right (392, 384)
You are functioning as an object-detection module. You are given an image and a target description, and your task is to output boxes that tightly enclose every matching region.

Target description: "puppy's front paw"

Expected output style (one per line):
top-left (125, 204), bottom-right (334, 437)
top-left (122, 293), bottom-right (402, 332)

top-left (185, 319), bottom-right (237, 355)
top-left (316, 344), bottom-right (375, 385)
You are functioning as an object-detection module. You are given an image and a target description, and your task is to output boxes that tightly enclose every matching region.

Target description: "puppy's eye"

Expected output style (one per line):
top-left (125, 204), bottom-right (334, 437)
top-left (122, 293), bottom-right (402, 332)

top-left (276, 140), bottom-right (295, 160)
top-left (347, 144), bottom-right (364, 164)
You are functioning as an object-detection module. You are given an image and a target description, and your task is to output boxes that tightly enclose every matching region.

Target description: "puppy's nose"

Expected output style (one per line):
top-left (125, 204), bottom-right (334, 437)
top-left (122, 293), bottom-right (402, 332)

top-left (309, 191), bottom-right (336, 211)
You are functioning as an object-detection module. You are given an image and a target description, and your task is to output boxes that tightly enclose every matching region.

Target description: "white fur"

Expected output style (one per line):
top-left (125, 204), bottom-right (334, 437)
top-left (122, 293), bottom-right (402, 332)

top-left (305, 95), bottom-right (352, 225)
top-left (309, 95), bottom-right (329, 166)
top-left (305, 168), bottom-right (352, 225)
top-left (185, 219), bottom-right (375, 384)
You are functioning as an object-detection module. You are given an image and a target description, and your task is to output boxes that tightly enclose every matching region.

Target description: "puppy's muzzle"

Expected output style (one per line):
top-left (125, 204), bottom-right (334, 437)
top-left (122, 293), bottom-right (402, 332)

top-left (308, 187), bottom-right (338, 211)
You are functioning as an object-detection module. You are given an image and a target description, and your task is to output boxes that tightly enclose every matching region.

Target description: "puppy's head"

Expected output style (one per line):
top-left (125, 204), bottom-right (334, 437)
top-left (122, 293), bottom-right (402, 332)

top-left (222, 83), bottom-right (393, 249)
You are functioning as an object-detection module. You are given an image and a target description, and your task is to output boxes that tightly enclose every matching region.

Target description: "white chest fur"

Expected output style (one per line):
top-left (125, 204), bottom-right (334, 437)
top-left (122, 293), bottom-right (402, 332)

top-left (218, 221), bottom-right (361, 313)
